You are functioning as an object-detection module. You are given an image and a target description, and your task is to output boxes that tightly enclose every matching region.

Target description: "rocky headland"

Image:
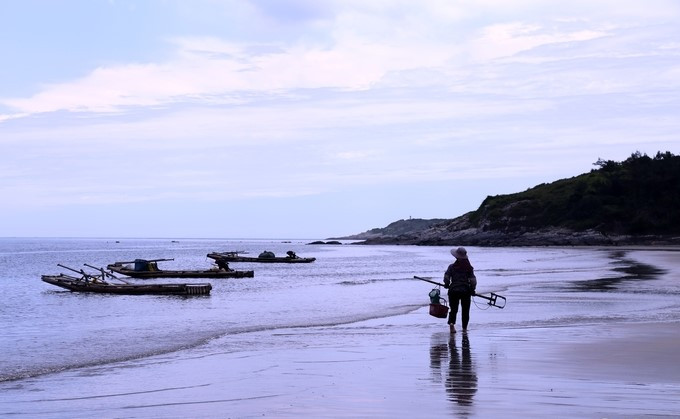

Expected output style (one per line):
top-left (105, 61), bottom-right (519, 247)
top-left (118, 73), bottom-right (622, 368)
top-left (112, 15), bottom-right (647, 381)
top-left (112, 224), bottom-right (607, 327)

top-left (335, 152), bottom-right (680, 246)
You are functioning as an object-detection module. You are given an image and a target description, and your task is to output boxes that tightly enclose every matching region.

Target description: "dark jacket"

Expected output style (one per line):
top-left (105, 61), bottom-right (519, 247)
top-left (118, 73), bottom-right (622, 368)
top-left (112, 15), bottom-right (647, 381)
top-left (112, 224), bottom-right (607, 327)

top-left (444, 259), bottom-right (476, 294)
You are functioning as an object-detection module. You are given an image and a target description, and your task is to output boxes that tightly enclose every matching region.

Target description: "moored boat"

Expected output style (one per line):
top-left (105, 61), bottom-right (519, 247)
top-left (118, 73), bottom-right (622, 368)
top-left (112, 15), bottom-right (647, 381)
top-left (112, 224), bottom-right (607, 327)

top-left (41, 264), bottom-right (213, 296)
top-left (207, 251), bottom-right (316, 264)
top-left (106, 258), bottom-right (254, 279)
top-left (42, 274), bottom-right (212, 295)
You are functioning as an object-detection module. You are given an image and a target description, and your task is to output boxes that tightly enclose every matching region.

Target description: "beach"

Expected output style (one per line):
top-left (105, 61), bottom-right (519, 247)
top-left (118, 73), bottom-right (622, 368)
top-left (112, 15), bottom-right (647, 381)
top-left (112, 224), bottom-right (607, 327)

top-left (1, 242), bottom-right (679, 418)
top-left (5, 314), bottom-right (679, 418)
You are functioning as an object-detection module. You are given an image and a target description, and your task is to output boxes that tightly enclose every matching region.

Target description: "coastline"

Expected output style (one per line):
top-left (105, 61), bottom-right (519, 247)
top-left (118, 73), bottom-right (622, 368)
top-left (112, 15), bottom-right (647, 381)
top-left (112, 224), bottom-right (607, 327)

top-left (351, 232), bottom-right (680, 247)
top-left (2, 246), bottom-right (679, 418)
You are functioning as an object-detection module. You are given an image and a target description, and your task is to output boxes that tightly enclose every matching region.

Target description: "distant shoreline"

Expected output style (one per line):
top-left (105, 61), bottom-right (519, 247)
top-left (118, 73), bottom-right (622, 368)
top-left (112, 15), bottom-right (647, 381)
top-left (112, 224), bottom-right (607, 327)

top-left (337, 230), bottom-right (680, 247)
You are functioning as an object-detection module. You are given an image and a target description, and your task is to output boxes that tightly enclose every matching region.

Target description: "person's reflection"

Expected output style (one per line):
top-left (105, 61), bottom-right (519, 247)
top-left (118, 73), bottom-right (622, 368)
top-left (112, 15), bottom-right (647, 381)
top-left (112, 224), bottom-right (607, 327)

top-left (429, 333), bottom-right (449, 383)
top-left (430, 333), bottom-right (478, 406)
top-left (447, 333), bottom-right (478, 405)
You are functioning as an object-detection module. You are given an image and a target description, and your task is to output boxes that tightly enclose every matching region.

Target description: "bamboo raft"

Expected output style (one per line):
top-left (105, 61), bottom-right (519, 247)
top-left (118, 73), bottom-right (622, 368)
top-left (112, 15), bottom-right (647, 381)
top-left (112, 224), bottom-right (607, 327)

top-left (41, 264), bottom-right (212, 296)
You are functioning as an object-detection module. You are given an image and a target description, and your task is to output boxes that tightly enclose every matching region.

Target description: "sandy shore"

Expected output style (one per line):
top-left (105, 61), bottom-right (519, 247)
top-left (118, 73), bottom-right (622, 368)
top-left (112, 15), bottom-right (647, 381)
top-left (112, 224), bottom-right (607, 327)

top-left (196, 317), bottom-right (680, 419)
top-left (212, 317), bottom-right (680, 418)
top-left (5, 312), bottom-right (679, 418)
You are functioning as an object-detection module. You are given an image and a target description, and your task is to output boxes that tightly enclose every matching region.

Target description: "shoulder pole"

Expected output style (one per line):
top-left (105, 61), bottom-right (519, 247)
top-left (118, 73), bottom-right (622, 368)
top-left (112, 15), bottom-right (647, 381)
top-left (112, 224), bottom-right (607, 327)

top-left (414, 275), bottom-right (506, 309)
top-left (413, 276), bottom-right (445, 287)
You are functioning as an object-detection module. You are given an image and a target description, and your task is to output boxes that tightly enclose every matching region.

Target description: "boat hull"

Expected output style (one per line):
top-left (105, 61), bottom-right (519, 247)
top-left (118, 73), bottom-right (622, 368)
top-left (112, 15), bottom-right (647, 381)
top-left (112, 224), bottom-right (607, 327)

top-left (107, 263), bottom-right (254, 279)
top-left (207, 253), bottom-right (316, 263)
top-left (41, 275), bottom-right (212, 296)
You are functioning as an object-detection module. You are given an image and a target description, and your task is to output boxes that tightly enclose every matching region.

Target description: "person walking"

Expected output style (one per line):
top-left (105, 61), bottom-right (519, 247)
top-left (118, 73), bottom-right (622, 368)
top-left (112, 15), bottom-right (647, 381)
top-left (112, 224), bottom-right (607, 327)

top-left (444, 247), bottom-right (477, 333)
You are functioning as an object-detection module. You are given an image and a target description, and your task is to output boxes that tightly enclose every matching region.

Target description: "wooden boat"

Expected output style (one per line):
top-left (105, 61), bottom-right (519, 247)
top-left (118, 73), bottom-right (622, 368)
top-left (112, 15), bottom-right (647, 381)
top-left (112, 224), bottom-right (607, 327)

top-left (41, 264), bottom-right (213, 296)
top-left (207, 251), bottom-right (316, 264)
top-left (106, 258), bottom-right (254, 279)
top-left (42, 274), bottom-right (212, 295)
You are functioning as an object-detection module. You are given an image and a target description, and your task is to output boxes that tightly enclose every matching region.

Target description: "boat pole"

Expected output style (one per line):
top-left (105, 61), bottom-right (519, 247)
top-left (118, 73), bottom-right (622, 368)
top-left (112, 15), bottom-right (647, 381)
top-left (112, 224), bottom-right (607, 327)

top-left (84, 264), bottom-right (129, 284)
top-left (57, 264), bottom-right (101, 282)
top-left (114, 258), bottom-right (175, 264)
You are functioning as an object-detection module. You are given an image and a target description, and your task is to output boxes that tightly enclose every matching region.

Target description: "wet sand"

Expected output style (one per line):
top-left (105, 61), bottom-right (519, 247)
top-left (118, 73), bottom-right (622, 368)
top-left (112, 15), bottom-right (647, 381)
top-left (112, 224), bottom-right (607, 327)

top-left (196, 317), bottom-right (680, 418)
top-left (5, 312), bottom-right (678, 418)
top-left (218, 318), bottom-right (680, 418)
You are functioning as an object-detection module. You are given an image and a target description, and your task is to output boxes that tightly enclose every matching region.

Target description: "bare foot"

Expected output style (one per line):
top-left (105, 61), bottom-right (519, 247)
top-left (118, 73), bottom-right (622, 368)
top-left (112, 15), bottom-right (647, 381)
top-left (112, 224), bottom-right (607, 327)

top-left (449, 324), bottom-right (456, 333)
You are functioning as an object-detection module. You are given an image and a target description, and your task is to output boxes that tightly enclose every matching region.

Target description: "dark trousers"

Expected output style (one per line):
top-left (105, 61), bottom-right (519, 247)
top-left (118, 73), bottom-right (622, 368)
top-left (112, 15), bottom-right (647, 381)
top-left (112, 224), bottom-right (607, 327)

top-left (447, 292), bottom-right (471, 329)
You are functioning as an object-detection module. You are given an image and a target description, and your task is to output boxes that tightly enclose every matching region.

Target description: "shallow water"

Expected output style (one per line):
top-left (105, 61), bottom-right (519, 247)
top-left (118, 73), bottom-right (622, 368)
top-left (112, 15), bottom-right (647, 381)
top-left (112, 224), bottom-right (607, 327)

top-left (1, 238), bottom-right (678, 417)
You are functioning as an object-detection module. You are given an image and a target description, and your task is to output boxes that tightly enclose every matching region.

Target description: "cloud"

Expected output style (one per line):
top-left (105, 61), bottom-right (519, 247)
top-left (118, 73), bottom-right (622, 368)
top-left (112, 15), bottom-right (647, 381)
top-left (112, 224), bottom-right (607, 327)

top-left (8, 1), bottom-right (664, 118)
top-left (333, 150), bottom-right (376, 161)
top-left (470, 22), bottom-right (609, 61)
top-left (1, 37), bottom-right (429, 115)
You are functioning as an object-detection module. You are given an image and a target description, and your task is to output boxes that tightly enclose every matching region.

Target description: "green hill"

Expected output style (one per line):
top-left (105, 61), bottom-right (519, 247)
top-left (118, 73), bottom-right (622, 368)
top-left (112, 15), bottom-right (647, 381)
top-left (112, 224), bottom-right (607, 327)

top-left (470, 151), bottom-right (680, 236)
top-left (355, 151), bottom-right (680, 245)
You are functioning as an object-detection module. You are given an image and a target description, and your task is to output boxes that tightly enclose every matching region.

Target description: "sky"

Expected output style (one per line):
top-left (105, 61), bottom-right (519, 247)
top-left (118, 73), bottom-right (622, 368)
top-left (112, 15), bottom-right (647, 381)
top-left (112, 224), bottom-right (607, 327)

top-left (1, 0), bottom-right (679, 239)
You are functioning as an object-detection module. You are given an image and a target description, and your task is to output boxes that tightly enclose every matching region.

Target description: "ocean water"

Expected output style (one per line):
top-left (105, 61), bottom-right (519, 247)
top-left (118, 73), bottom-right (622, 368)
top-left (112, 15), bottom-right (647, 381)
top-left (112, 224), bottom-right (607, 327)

top-left (1, 238), bottom-right (678, 417)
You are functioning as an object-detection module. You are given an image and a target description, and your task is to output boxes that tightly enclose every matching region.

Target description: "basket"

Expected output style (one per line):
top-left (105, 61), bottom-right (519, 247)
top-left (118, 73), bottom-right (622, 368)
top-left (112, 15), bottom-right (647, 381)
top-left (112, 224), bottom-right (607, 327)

top-left (429, 302), bottom-right (449, 319)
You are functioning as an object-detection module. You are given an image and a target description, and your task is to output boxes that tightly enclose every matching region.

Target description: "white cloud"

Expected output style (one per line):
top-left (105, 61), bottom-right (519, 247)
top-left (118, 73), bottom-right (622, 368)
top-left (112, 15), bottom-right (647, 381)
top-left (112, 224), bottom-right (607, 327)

top-left (333, 150), bottom-right (376, 161)
top-left (2, 2), bottom-right (637, 118)
top-left (2, 36), bottom-right (443, 115)
top-left (470, 22), bottom-right (609, 61)
top-left (4, 1), bottom-right (680, 117)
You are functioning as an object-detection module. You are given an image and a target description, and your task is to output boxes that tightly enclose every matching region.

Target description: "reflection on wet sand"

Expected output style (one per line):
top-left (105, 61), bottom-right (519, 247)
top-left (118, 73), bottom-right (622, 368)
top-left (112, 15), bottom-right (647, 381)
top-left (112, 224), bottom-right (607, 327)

top-left (430, 332), bottom-right (478, 407)
top-left (572, 250), bottom-right (666, 291)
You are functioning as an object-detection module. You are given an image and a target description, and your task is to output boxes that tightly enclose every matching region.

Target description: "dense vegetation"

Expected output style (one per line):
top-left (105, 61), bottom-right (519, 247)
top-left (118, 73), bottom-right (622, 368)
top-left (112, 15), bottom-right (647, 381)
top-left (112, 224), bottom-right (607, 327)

top-left (469, 151), bottom-right (680, 236)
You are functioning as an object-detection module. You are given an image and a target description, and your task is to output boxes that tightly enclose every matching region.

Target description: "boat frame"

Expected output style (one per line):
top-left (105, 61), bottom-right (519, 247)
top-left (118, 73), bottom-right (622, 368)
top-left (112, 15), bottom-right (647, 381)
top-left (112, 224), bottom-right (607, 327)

top-left (41, 273), bottom-right (212, 296)
top-left (207, 251), bottom-right (316, 264)
top-left (106, 259), bottom-right (254, 279)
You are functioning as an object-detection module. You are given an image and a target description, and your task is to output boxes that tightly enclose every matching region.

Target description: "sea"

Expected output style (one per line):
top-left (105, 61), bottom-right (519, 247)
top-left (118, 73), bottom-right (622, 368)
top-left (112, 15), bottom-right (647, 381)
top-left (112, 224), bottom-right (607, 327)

top-left (1, 238), bottom-right (679, 417)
